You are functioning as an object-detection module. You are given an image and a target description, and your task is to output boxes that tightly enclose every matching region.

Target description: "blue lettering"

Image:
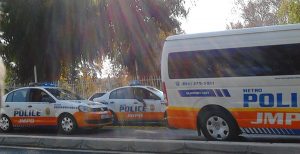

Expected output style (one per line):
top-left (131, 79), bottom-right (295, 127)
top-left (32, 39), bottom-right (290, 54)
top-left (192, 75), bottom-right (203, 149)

top-left (13, 110), bottom-right (41, 117)
top-left (292, 93), bottom-right (298, 107)
top-left (14, 110), bottom-right (19, 116)
top-left (120, 105), bottom-right (125, 112)
top-left (243, 94), bottom-right (257, 107)
top-left (259, 93), bottom-right (274, 107)
top-left (244, 92), bottom-right (299, 108)
top-left (277, 93), bottom-right (289, 107)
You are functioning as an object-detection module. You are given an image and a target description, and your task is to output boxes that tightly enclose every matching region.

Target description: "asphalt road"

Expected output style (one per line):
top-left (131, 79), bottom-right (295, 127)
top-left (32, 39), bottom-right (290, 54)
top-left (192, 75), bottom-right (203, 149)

top-left (3, 126), bottom-right (300, 143)
top-left (0, 145), bottom-right (139, 154)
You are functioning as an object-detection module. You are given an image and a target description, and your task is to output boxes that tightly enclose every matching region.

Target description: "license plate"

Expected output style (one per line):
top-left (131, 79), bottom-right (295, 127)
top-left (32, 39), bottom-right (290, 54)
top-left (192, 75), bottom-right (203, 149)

top-left (101, 114), bottom-right (110, 119)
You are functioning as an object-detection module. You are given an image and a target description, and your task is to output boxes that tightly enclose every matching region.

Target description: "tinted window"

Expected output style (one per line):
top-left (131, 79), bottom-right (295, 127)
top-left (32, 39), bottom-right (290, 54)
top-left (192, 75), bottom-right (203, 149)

top-left (29, 89), bottom-right (52, 102)
top-left (5, 93), bottom-right (13, 102)
top-left (12, 89), bottom-right (28, 102)
top-left (110, 88), bottom-right (134, 99)
top-left (134, 88), bottom-right (160, 100)
top-left (168, 44), bottom-right (300, 79)
top-left (109, 91), bottom-right (117, 99)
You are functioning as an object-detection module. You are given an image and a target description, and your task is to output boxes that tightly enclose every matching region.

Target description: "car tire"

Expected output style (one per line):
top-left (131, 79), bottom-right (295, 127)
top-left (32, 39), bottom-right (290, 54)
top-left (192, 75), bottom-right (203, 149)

top-left (199, 109), bottom-right (239, 141)
top-left (0, 115), bottom-right (13, 133)
top-left (58, 114), bottom-right (77, 135)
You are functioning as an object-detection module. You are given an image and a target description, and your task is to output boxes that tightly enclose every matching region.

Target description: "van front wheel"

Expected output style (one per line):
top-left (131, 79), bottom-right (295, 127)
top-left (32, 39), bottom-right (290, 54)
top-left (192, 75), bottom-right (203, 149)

top-left (199, 110), bottom-right (238, 141)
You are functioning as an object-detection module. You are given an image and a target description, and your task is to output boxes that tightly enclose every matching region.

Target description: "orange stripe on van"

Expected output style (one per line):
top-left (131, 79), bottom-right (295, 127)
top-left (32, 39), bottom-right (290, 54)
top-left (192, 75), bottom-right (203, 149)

top-left (167, 107), bottom-right (300, 130)
top-left (167, 106), bottom-right (199, 130)
top-left (230, 108), bottom-right (300, 129)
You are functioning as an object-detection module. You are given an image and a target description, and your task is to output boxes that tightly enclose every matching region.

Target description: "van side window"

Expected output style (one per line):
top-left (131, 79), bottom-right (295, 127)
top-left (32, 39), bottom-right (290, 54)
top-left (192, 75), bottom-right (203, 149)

top-left (168, 43), bottom-right (300, 79)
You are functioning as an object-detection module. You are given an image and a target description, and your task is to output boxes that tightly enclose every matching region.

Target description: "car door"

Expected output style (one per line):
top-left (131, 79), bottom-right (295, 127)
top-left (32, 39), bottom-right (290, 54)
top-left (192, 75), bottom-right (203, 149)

top-left (109, 87), bottom-right (141, 121)
top-left (27, 88), bottom-right (56, 126)
top-left (133, 87), bottom-right (164, 121)
top-left (5, 88), bottom-right (30, 126)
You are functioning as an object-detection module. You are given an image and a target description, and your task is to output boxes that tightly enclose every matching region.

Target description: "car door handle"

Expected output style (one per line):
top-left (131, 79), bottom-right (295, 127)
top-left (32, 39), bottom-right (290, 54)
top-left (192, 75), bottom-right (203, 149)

top-left (134, 102), bottom-right (138, 104)
top-left (110, 102), bottom-right (114, 104)
top-left (28, 105), bottom-right (33, 108)
top-left (5, 105), bottom-right (9, 108)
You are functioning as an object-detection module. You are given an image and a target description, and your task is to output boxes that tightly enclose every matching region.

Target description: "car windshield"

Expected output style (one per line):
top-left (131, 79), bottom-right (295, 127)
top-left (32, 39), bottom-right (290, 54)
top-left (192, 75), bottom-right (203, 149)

top-left (46, 88), bottom-right (84, 100)
top-left (147, 87), bottom-right (163, 99)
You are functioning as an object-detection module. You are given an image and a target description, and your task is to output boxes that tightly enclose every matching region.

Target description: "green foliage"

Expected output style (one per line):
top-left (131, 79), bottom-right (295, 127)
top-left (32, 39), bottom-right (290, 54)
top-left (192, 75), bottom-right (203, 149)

top-left (228, 0), bottom-right (282, 29)
top-left (0, 0), bottom-right (188, 83)
top-left (278, 0), bottom-right (300, 24)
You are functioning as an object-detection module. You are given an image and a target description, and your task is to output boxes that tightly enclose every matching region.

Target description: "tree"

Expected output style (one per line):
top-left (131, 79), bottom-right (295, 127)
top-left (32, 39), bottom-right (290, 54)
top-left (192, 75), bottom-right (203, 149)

top-left (278, 0), bottom-right (300, 24)
top-left (0, 0), bottom-right (188, 83)
top-left (227, 0), bottom-right (282, 29)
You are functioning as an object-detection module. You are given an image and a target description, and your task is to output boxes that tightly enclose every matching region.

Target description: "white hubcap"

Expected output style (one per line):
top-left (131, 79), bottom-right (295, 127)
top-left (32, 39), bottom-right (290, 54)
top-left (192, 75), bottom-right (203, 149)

top-left (0, 117), bottom-right (10, 131)
top-left (206, 116), bottom-right (229, 140)
top-left (61, 117), bottom-right (74, 132)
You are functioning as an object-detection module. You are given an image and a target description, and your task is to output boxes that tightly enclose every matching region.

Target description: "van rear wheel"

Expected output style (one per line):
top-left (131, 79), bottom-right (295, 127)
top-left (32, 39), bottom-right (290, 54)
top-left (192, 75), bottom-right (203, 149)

top-left (199, 109), bottom-right (238, 141)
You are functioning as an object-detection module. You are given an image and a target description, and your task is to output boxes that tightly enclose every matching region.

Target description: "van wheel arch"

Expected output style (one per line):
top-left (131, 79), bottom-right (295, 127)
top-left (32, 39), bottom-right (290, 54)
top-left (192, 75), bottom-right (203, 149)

top-left (197, 105), bottom-right (241, 138)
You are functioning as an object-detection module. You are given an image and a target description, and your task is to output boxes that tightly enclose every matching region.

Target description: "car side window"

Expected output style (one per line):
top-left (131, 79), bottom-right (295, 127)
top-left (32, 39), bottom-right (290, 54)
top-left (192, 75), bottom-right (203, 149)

top-left (116, 88), bottom-right (134, 99)
top-left (12, 89), bottom-right (28, 102)
top-left (5, 92), bottom-right (13, 102)
top-left (110, 88), bottom-right (134, 99)
top-left (134, 88), bottom-right (160, 100)
top-left (29, 89), bottom-right (52, 102)
top-left (109, 90), bottom-right (117, 99)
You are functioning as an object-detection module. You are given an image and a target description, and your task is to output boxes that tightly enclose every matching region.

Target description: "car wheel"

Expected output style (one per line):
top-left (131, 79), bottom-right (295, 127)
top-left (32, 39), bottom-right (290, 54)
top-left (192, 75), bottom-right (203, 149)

top-left (199, 109), bottom-right (238, 141)
top-left (58, 114), bottom-right (77, 134)
top-left (0, 115), bottom-right (13, 133)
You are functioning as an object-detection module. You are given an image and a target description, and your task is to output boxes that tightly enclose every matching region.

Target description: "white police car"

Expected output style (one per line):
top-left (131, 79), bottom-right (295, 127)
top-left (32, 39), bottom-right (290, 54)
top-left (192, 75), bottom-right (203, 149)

top-left (93, 85), bottom-right (167, 124)
top-left (0, 85), bottom-right (112, 134)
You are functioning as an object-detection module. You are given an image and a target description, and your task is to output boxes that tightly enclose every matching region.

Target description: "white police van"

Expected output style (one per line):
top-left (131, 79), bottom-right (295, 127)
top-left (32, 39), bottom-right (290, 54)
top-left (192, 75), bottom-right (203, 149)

top-left (0, 84), bottom-right (112, 134)
top-left (93, 83), bottom-right (167, 124)
top-left (161, 24), bottom-right (300, 141)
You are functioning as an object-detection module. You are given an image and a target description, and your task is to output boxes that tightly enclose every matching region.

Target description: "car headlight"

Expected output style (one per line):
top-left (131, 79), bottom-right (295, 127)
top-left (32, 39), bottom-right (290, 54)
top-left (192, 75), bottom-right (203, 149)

top-left (78, 105), bottom-right (93, 112)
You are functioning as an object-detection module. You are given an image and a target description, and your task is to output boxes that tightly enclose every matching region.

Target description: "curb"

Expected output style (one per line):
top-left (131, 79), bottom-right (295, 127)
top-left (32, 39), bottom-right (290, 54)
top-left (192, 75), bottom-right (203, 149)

top-left (0, 135), bottom-right (299, 153)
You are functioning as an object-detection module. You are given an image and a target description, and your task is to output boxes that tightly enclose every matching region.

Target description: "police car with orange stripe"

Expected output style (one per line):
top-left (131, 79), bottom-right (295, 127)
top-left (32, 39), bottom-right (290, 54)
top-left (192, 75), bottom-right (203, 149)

top-left (93, 81), bottom-right (167, 124)
top-left (0, 83), bottom-right (112, 134)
